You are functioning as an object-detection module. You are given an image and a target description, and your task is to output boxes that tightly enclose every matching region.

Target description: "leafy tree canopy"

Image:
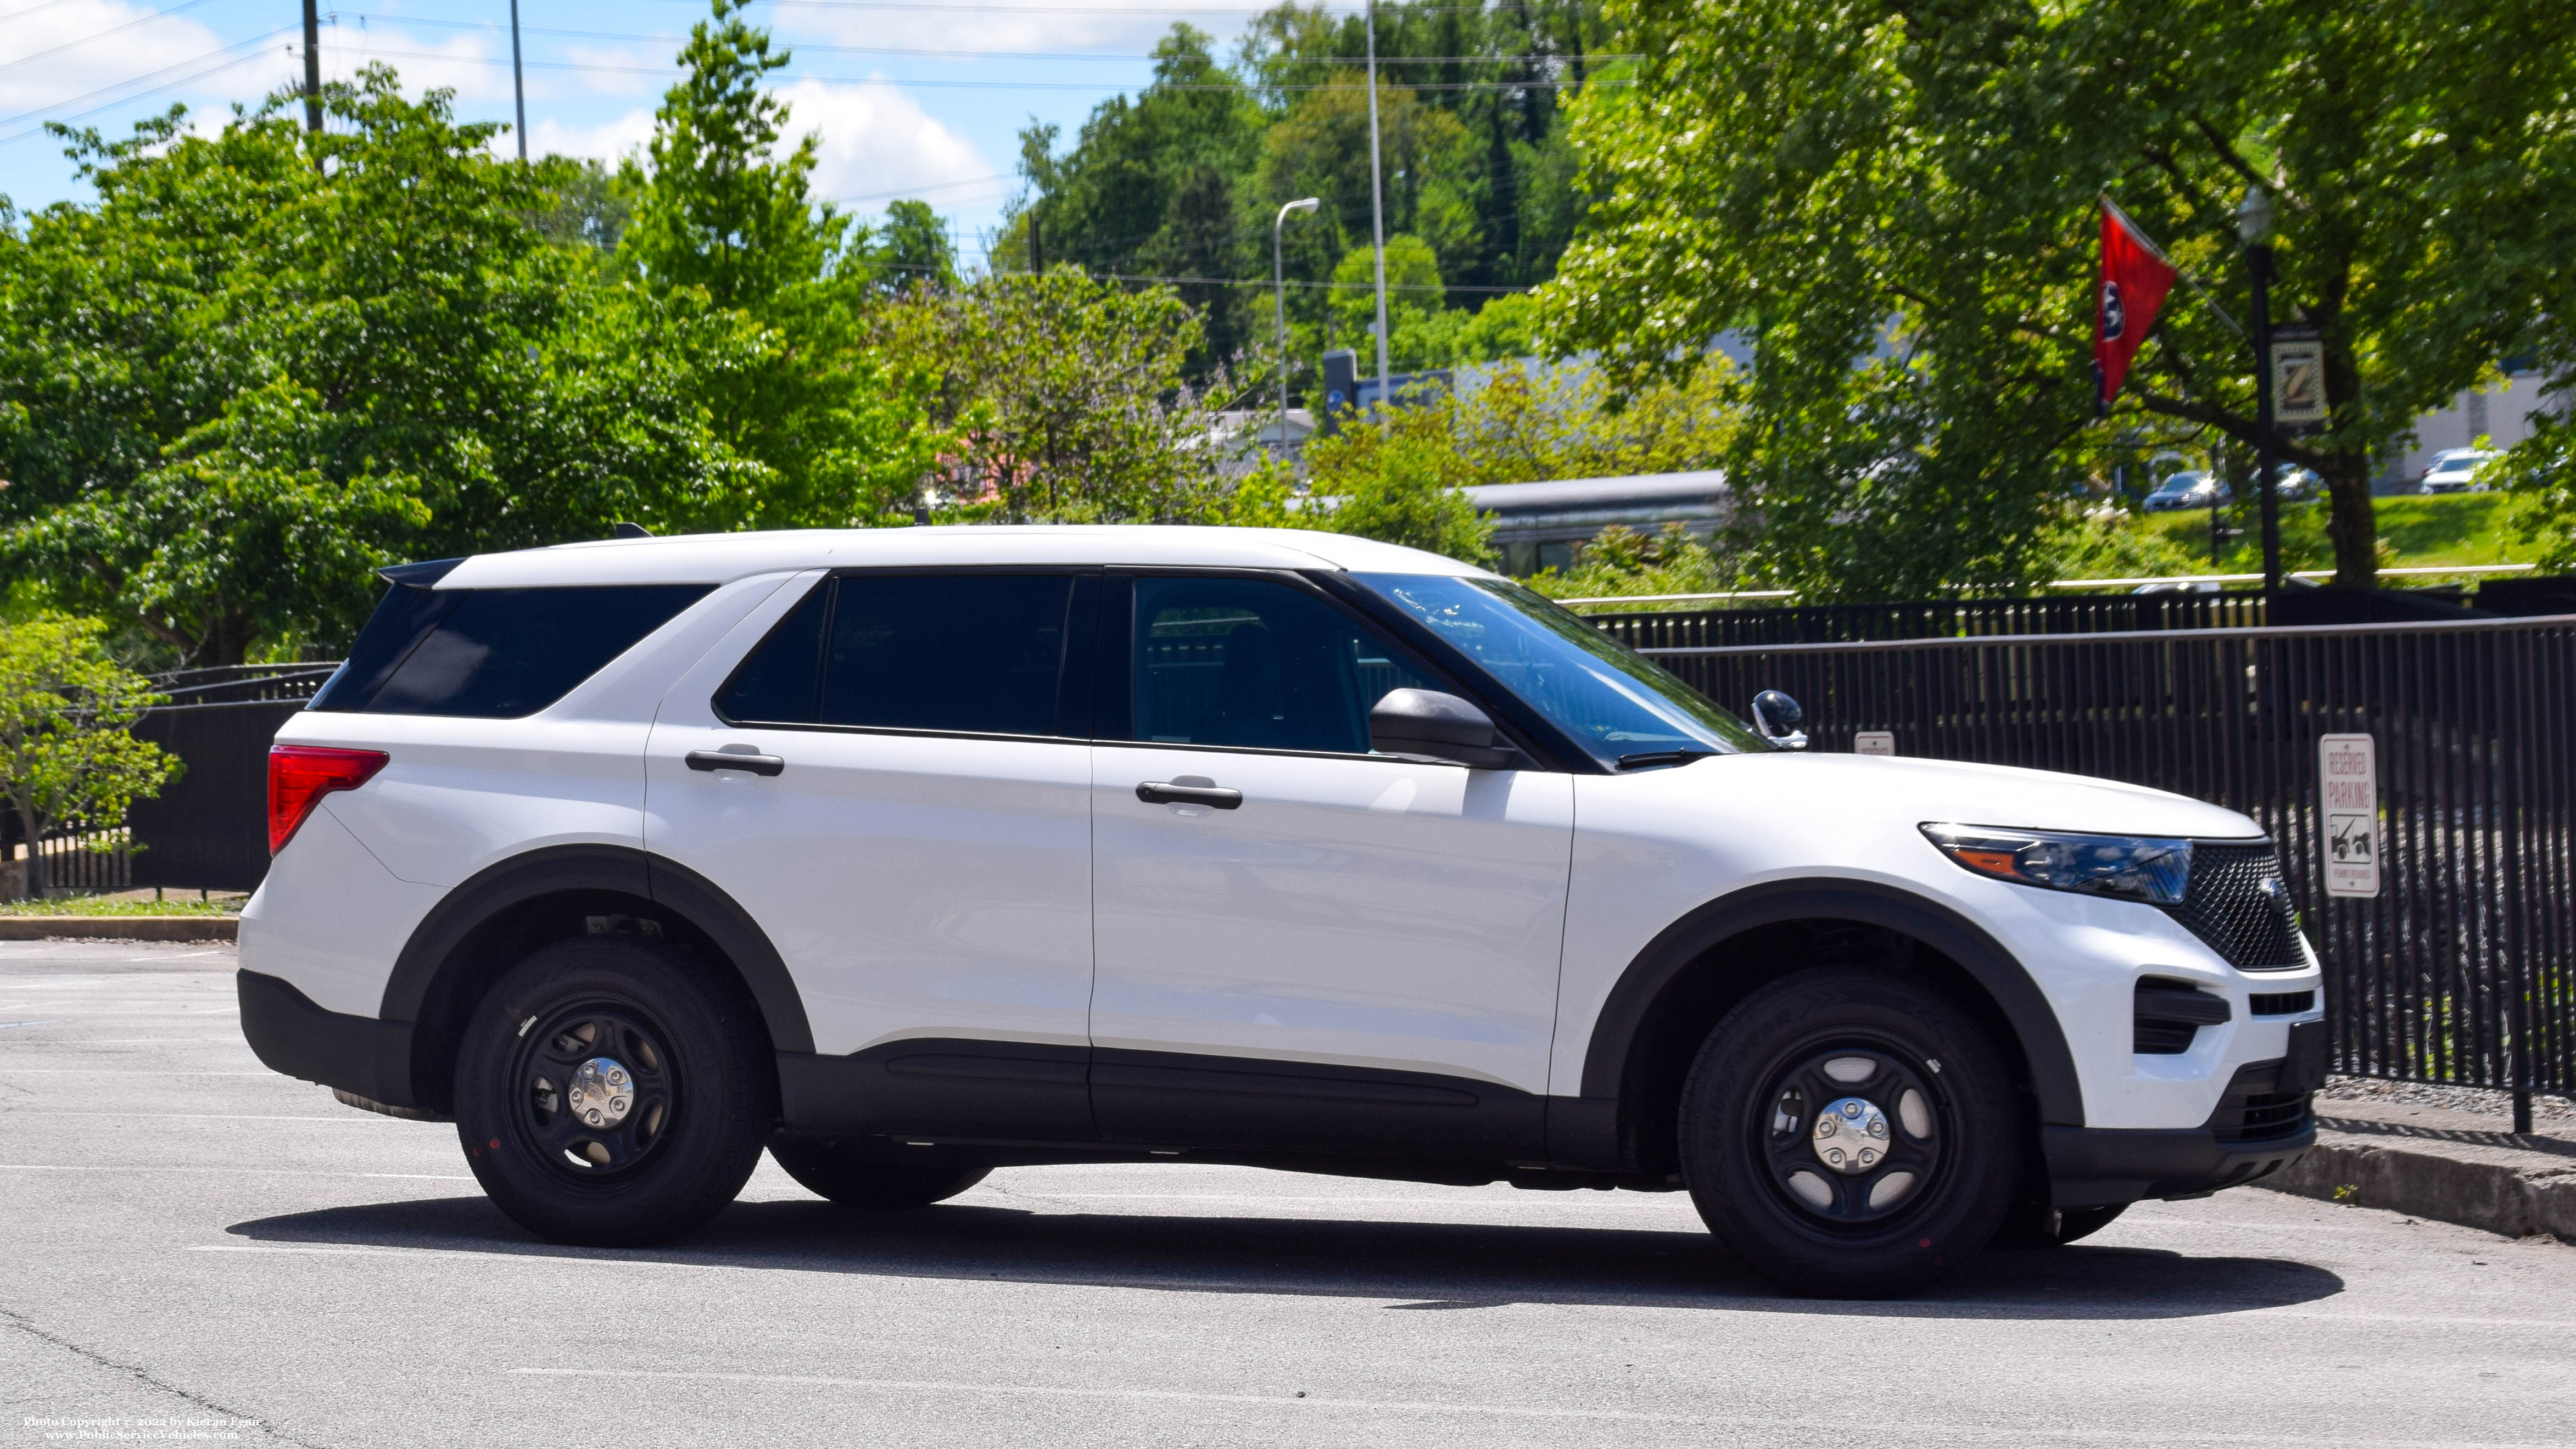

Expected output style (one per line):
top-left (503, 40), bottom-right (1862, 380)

top-left (1547, 0), bottom-right (2576, 596)
top-left (0, 614), bottom-right (179, 897)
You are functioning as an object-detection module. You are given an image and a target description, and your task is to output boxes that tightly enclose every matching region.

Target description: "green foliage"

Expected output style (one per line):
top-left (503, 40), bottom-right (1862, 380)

top-left (1010, 3), bottom-right (1603, 383)
top-left (854, 199), bottom-right (958, 294)
top-left (2495, 416), bottom-right (2576, 570)
top-left (1522, 523), bottom-right (1743, 607)
top-left (619, 0), bottom-right (841, 311)
top-left (1548, 0), bottom-right (2576, 595)
top-left (872, 268), bottom-right (1243, 523)
top-left (1303, 402), bottom-right (1498, 564)
top-left (0, 616), bottom-right (180, 897)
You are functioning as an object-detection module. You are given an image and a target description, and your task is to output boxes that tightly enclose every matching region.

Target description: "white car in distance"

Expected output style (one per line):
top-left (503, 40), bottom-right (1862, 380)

top-left (2417, 449), bottom-right (2497, 494)
top-left (238, 527), bottom-right (2324, 1297)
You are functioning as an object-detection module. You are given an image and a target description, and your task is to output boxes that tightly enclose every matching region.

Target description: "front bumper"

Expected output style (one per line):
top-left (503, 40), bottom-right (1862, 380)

top-left (2046, 1021), bottom-right (2326, 1207)
top-left (238, 968), bottom-right (418, 1107)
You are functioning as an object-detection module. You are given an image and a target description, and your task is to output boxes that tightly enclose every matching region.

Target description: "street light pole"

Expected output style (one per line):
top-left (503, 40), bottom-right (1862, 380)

top-left (1274, 197), bottom-right (1321, 460)
top-left (301, 0), bottom-right (321, 134)
top-left (2239, 186), bottom-right (2282, 595)
top-left (1363, 0), bottom-right (1392, 413)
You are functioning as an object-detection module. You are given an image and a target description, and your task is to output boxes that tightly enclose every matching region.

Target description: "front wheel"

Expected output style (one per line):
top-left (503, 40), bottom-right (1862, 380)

top-left (1678, 966), bottom-right (2020, 1298)
top-left (454, 936), bottom-right (773, 1247)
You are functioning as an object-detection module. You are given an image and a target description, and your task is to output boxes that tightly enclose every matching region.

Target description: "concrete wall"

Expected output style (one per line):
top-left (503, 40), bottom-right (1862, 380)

top-left (2377, 371), bottom-right (2562, 490)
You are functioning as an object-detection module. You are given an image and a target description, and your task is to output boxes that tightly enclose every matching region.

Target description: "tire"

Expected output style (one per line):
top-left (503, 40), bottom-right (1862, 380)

top-left (768, 1139), bottom-right (991, 1208)
top-left (1677, 965), bottom-right (2021, 1298)
top-left (454, 935), bottom-right (773, 1247)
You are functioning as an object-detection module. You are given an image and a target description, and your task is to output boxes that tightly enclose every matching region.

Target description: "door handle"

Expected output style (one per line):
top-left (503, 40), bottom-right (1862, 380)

top-left (1136, 781), bottom-right (1241, 809)
top-left (687, 749), bottom-right (785, 777)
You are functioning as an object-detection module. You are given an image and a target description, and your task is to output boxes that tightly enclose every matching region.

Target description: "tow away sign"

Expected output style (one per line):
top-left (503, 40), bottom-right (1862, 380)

top-left (2320, 734), bottom-right (2380, 898)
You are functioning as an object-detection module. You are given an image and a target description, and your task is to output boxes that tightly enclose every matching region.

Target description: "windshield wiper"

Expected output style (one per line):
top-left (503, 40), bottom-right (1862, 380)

top-left (1616, 748), bottom-right (1721, 770)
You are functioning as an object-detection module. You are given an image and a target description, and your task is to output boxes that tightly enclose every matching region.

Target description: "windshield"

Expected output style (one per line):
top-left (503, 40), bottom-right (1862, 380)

top-left (1356, 573), bottom-right (1772, 766)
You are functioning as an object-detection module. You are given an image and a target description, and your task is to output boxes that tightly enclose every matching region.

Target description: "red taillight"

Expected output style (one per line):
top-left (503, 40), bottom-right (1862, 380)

top-left (268, 745), bottom-right (389, 855)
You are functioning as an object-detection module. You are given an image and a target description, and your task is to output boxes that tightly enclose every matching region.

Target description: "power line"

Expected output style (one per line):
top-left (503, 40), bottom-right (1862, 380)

top-left (0, 0), bottom-right (220, 81)
top-left (340, 14), bottom-right (1632, 67)
top-left (0, 27), bottom-right (298, 143)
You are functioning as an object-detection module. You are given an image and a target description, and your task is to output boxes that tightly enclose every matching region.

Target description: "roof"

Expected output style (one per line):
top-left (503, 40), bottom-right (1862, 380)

top-left (433, 525), bottom-right (1494, 590)
top-left (1461, 471), bottom-right (1729, 516)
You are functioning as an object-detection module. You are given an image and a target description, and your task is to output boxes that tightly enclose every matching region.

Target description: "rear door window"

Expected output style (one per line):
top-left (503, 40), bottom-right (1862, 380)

top-left (715, 573), bottom-right (1081, 738)
top-left (314, 584), bottom-right (711, 718)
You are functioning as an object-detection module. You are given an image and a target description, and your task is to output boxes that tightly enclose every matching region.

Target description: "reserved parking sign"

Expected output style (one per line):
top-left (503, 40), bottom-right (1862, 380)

top-left (2319, 733), bottom-right (2380, 898)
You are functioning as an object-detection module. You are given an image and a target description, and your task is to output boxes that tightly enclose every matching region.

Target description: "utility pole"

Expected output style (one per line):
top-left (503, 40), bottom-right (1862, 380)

top-left (1275, 197), bottom-right (1321, 458)
top-left (509, 0), bottom-right (528, 162)
top-left (301, 0), bottom-right (322, 134)
top-left (1363, 0), bottom-right (1392, 415)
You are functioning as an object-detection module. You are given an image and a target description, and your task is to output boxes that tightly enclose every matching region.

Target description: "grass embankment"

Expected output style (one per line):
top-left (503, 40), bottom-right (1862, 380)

top-left (2138, 493), bottom-right (2532, 575)
top-left (0, 893), bottom-right (245, 917)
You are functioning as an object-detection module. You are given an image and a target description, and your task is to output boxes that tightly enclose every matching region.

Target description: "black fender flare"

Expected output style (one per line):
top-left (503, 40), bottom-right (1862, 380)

top-left (380, 842), bottom-right (814, 1054)
top-left (1576, 879), bottom-right (2085, 1127)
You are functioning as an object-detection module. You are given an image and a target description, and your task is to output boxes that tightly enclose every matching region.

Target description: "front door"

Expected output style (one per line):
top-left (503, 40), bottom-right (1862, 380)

top-left (1087, 573), bottom-right (1573, 1156)
top-left (645, 569), bottom-right (1099, 1139)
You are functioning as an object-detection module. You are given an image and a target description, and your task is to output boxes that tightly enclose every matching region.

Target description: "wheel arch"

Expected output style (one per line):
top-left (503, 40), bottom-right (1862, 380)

top-left (382, 843), bottom-right (812, 1114)
top-left (1575, 880), bottom-right (2084, 1173)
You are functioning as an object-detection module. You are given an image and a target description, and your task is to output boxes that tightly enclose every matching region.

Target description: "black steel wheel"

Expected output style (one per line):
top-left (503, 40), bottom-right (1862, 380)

top-left (768, 1139), bottom-right (991, 1208)
top-left (1679, 965), bottom-right (2019, 1298)
top-left (454, 936), bottom-right (772, 1246)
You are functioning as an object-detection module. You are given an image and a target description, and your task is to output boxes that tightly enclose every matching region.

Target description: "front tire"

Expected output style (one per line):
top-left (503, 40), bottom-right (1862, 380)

top-left (1678, 966), bottom-right (2020, 1297)
top-left (454, 936), bottom-right (773, 1247)
top-left (768, 1139), bottom-right (990, 1208)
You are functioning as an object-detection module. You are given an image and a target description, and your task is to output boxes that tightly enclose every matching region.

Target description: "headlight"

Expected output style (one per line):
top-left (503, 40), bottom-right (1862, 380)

top-left (1919, 824), bottom-right (2192, 905)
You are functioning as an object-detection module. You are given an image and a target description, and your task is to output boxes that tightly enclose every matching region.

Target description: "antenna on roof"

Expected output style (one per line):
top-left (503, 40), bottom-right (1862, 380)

top-left (612, 522), bottom-right (652, 540)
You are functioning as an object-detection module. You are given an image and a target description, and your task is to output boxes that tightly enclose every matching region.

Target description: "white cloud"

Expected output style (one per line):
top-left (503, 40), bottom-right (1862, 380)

top-left (773, 77), bottom-right (991, 209)
top-left (319, 23), bottom-right (511, 106)
top-left (527, 107), bottom-right (658, 167)
top-left (0, 0), bottom-right (233, 120)
top-left (562, 44), bottom-right (663, 98)
top-left (781, 0), bottom-right (1185, 60)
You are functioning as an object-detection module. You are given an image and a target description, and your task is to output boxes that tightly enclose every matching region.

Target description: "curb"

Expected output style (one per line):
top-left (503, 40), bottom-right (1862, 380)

top-left (2262, 1132), bottom-right (2576, 1241)
top-left (0, 916), bottom-right (238, 942)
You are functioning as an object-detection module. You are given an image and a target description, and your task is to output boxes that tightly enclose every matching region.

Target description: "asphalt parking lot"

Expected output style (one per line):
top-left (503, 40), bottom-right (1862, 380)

top-left (5, 940), bottom-right (2573, 1448)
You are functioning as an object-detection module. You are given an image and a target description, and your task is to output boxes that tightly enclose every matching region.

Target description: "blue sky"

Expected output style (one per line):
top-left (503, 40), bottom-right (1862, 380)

top-left (0, 0), bottom-right (1303, 266)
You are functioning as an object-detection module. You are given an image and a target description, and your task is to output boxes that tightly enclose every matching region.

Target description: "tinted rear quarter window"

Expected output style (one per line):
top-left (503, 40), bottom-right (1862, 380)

top-left (314, 584), bottom-right (711, 718)
top-left (715, 573), bottom-right (1078, 737)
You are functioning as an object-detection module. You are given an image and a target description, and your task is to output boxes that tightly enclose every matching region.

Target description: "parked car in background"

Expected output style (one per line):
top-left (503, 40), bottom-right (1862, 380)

top-left (2417, 449), bottom-right (2496, 494)
top-left (2267, 465), bottom-right (2321, 501)
top-left (2143, 472), bottom-right (2229, 512)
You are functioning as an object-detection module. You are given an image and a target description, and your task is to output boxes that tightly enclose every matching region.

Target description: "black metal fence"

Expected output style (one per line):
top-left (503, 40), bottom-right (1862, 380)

top-left (1641, 615), bottom-right (2576, 1099)
top-left (122, 665), bottom-right (335, 894)
top-left (1590, 591), bottom-right (2273, 650)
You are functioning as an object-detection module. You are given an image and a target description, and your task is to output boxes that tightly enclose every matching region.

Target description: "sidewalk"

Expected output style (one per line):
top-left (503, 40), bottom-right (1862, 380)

top-left (2265, 1078), bottom-right (2576, 1241)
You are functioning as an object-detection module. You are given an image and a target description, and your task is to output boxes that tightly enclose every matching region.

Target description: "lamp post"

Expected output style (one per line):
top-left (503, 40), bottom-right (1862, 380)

top-left (2238, 185), bottom-right (2282, 595)
top-left (1363, 0), bottom-right (1392, 413)
top-left (510, 0), bottom-right (528, 162)
top-left (1274, 197), bottom-right (1321, 460)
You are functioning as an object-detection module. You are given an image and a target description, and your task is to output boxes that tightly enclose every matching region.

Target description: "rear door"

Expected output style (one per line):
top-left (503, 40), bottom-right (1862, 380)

top-left (644, 569), bottom-right (1099, 1139)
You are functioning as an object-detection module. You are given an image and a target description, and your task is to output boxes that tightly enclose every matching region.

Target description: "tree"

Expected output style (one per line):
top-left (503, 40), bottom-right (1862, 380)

top-left (1301, 405), bottom-right (1497, 564)
top-left (872, 269), bottom-right (1247, 523)
top-left (854, 200), bottom-right (957, 293)
top-left (1548, 0), bottom-right (2576, 594)
top-left (618, 0), bottom-right (841, 312)
top-left (0, 616), bottom-right (180, 898)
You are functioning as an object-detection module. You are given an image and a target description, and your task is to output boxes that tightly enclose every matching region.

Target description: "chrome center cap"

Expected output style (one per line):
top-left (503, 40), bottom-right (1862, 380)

top-left (567, 1057), bottom-right (634, 1129)
top-left (1812, 1096), bottom-right (1890, 1174)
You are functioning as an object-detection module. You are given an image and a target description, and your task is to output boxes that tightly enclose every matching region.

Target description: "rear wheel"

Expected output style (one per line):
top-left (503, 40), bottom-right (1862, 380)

top-left (768, 1139), bottom-right (990, 1208)
top-left (454, 936), bottom-right (772, 1246)
top-left (1678, 966), bottom-right (2020, 1297)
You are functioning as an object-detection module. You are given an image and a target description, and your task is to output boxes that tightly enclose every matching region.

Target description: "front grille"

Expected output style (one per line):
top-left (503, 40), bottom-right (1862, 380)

top-left (2249, 990), bottom-right (2315, 1016)
top-left (2206, 1060), bottom-right (2313, 1144)
top-left (2168, 843), bottom-right (2303, 972)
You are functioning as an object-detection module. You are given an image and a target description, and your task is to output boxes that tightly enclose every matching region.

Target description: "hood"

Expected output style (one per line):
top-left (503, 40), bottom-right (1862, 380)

top-left (1691, 751), bottom-right (2261, 841)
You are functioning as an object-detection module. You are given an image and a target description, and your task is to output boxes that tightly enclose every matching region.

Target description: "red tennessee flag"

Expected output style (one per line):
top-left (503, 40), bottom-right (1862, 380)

top-left (2095, 202), bottom-right (2178, 408)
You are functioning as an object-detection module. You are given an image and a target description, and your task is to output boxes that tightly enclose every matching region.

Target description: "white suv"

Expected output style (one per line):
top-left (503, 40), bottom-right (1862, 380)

top-left (239, 527), bottom-right (2324, 1297)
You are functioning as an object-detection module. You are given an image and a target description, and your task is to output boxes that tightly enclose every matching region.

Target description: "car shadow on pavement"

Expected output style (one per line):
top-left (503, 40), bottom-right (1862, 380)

top-left (223, 1193), bottom-right (2343, 1321)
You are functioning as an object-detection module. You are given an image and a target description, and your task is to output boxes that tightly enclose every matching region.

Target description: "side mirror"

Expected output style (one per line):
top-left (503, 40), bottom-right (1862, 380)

top-left (1751, 689), bottom-right (1809, 751)
top-left (1370, 689), bottom-right (1517, 769)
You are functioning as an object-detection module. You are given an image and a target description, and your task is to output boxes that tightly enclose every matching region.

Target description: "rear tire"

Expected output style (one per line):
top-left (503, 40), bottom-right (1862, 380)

top-left (768, 1139), bottom-right (991, 1208)
top-left (1678, 965), bottom-right (2020, 1298)
top-left (454, 936), bottom-right (773, 1247)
